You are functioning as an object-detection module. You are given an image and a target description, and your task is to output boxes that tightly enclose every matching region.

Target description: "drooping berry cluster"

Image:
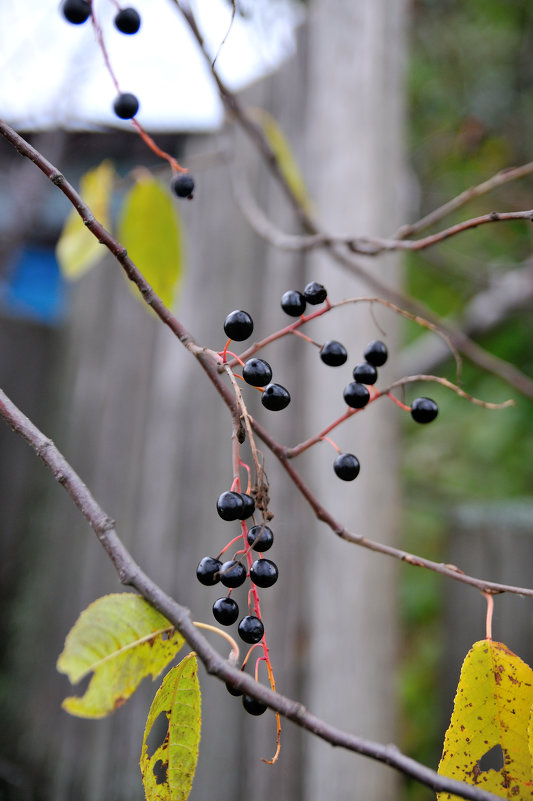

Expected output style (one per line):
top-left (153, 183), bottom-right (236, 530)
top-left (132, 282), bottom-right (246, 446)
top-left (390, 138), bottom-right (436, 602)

top-left (223, 311), bottom-right (291, 411)
top-left (196, 486), bottom-right (278, 715)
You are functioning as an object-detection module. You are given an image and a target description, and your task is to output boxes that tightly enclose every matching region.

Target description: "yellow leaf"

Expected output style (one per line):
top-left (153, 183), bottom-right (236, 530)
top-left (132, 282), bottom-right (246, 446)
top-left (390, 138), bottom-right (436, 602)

top-left (117, 177), bottom-right (184, 309)
top-left (57, 593), bottom-right (184, 718)
top-left (438, 639), bottom-right (533, 800)
top-left (140, 653), bottom-right (201, 801)
top-left (56, 160), bottom-right (114, 279)
top-left (249, 107), bottom-right (312, 215)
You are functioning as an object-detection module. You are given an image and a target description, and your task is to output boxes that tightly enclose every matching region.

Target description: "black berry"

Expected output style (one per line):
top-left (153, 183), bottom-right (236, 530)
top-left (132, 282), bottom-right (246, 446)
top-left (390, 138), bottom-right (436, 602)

top-left (243, 358), bottom-right (272, 387)
top-left (113, 92), bottom-right (139, 119)
top-left (114, 7), bottom-right (141, 34)
top-left (250, 559), bottom-right (278, 588)
top-left (343, 381), bottom-right (370, 409)
top-left (353, 362), bottom-right (378, 385)
top-left (281, 290), bottom-right (306, 317)
top-left (62, 0), bottom-right (90, 24)
top-left (246, 524), bottom-right (274, 552)
top-left (226, 682), bottom-right (243, 697)
top-left (223, 310), bottom-right (253, 341)
top-left (219, 560), bottom-right (247, 588)
top-left (196, 556), bottom-right (222, 586)
top-left (364, 340), bottom-right (388, 367)
top-left (238, 615), bottom-right (264, 644)
top-left (212, 597), bottom-right (239, 626)
top-left (171, 173), bottom-right (195, 199)
top-left (242, 695), bottom-right (267, 716)
top-left (410, 397), bottom-right (439, 424)
top-left (320, 341), bottom-right (348, 367)
top-left (333, 453), bottom-right (360, 481)
top-left (304, 281), bottom-right (327, 305)
top-left (237, 493), bottom-right (255, 520)
top-left (261, 383), bottom-right (291, 411)
top-left (217, 491), bottom-right (244, 521)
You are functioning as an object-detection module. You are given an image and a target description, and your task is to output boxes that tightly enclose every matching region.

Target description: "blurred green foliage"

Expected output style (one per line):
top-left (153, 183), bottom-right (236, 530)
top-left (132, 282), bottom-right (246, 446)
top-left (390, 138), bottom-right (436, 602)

top-left (400, 1), bottom-right (533, 797)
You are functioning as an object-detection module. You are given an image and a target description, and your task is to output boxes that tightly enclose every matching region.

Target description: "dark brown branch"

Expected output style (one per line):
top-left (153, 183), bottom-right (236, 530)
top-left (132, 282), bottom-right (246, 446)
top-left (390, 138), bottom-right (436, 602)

top-left (249, 414), bottom-right (533, 599)
top-left (1, 118), bottom-right (531, 596)
top-left (0, 387), bottom-right (506, 801)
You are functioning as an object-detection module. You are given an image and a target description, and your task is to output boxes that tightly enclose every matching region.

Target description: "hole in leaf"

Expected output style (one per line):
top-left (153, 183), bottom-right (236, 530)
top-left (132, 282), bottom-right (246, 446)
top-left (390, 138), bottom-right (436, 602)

top-left (153, 759), bottom-right (168, 785)
top-left (478, 744), bottom-right (505, 773)
top-left (145, 712), bottom-right (169, 758)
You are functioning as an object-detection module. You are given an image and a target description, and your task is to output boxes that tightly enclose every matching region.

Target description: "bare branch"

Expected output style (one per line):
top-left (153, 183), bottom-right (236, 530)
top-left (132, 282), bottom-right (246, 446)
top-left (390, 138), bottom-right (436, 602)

top-left (0, 387), bottom-right (509, 801)
top-left (396, 161), bottom-right (533, 239)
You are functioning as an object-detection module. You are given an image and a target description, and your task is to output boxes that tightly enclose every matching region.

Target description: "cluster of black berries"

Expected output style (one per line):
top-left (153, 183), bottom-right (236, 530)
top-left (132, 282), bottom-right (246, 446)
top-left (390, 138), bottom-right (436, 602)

top-left (196, 490), bottom-right (278, 715)
top-left (62, 1), bottom-right (142, 120)
top-left (320, 335), bottom-right (438, 480)
top-left (61, 0), bottom-right (196, 200)
top-left (62, 1), bottom-right (141, 33)
top-left (223, 311), bottom-right (291, 411)
top-left (280, 281), bottom-right (328, 317)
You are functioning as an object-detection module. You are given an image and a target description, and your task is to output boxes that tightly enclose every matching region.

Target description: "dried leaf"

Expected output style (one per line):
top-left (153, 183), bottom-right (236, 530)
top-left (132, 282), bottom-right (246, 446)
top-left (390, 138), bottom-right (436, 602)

top-left (250, 107), bottom-right (312, 214)
top-left (56, 159), bottom-right (114, 279)
top-left (438, 639), bottom-right (533, 800)
top-left (140, 653), bottom-right (201, 801)
top-left (57, 593), bottom-right (184, 718)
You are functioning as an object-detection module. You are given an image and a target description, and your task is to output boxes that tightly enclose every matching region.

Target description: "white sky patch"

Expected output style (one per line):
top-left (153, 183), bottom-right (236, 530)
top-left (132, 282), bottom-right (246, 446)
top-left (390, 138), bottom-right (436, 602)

top-left (0, 0), bottom-right (302, 132)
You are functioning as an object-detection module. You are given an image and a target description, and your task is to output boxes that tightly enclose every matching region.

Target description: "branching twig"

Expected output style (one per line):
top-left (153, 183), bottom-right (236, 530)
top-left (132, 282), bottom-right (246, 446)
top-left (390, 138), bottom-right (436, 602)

top-left (395, 161), bottom-right (533, 239)
top-left (0, 387), bottom-right (508, 801)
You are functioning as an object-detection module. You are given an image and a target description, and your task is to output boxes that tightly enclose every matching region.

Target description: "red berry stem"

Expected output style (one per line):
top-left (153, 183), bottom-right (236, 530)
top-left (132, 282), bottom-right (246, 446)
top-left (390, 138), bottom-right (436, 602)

top-left (320, 436), bottom-right (342, 454)
top-left (385, 392), bottom-right (411, 412)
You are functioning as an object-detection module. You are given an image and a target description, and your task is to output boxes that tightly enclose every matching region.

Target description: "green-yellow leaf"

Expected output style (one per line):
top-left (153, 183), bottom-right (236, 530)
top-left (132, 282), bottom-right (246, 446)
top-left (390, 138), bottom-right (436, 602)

top-left (56, 159), bottom-right (115, 279)
top-left (140, 653), bottom-right (201, 801)
top-left (438, 639), bottom-right (533, 800)
top-left (57, 593), bottom-right (184, 719)
top-left (117, 177), bottom-right (184, 309)
top-left (250, 107), bottom-right (312, 215)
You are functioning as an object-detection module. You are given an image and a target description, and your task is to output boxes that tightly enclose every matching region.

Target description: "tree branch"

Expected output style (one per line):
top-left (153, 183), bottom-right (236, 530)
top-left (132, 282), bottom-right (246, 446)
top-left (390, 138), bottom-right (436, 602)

top-left (0, 387), bottom-right (507, 801)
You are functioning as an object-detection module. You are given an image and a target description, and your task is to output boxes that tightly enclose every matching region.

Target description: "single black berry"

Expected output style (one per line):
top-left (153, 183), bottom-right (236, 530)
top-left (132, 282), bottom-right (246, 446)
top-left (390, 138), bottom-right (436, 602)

top-left (250, 559), bottom-right (278, 588)
top-left (261, 383), bottom-right (291, 411)
top-left (242, 695), bottom-right (267, 716)
top-left (217, 491), bottom-right (244, 521)
top-left (171, 173), bottom-right (195, 199)
top-left (281, 290), bottom-right (306, 317)
top-left (304, 281), bottom-right (328, 305)
top-left (219, 560), bottom-right (247, 588)
top-left (333, 453), bottom-right (360, 481)
top-left (238, 615), bottom-right (264, 644)
top-left (353, 362), bottom-right (378, 385)
top-left (246, 524), bottom-right (274, 552)
top-left (343, 381), bottom-right (370, 409)
top-left (364, 340), bottom-right (388, 367)
top-left (113, 92), bottom-right (139, 119)
top-left (114, 7), bottom-right (141, 34)
top-left (226, 681), bottom-right (243, 697)
top-left (237, 493), bottom-right (255, 520)
top-left (410, 397), bottom-right (439, 424)
top-left (223, 310), bottom-right (253, 341)
top-left (243, 358), bottom-right (272, 387)
top-left (320, 341), bottom-right (348, 367)
top-left (196, 556), bottom-right (222, 586)
top-left (212, 597), bottom-right (239, 626)
top-left (62, 0), bottom-right (90, 24)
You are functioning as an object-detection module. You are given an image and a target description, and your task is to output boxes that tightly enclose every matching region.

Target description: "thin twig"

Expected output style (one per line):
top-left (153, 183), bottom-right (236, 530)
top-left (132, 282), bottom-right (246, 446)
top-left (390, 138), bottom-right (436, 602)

top-left (395, 161), bottom-right (533, 239)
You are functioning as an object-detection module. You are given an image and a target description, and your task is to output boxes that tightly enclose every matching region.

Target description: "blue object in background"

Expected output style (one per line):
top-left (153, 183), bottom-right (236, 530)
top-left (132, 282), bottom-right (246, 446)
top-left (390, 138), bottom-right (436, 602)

top-left (0, 246), bottom-right (67, 325)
